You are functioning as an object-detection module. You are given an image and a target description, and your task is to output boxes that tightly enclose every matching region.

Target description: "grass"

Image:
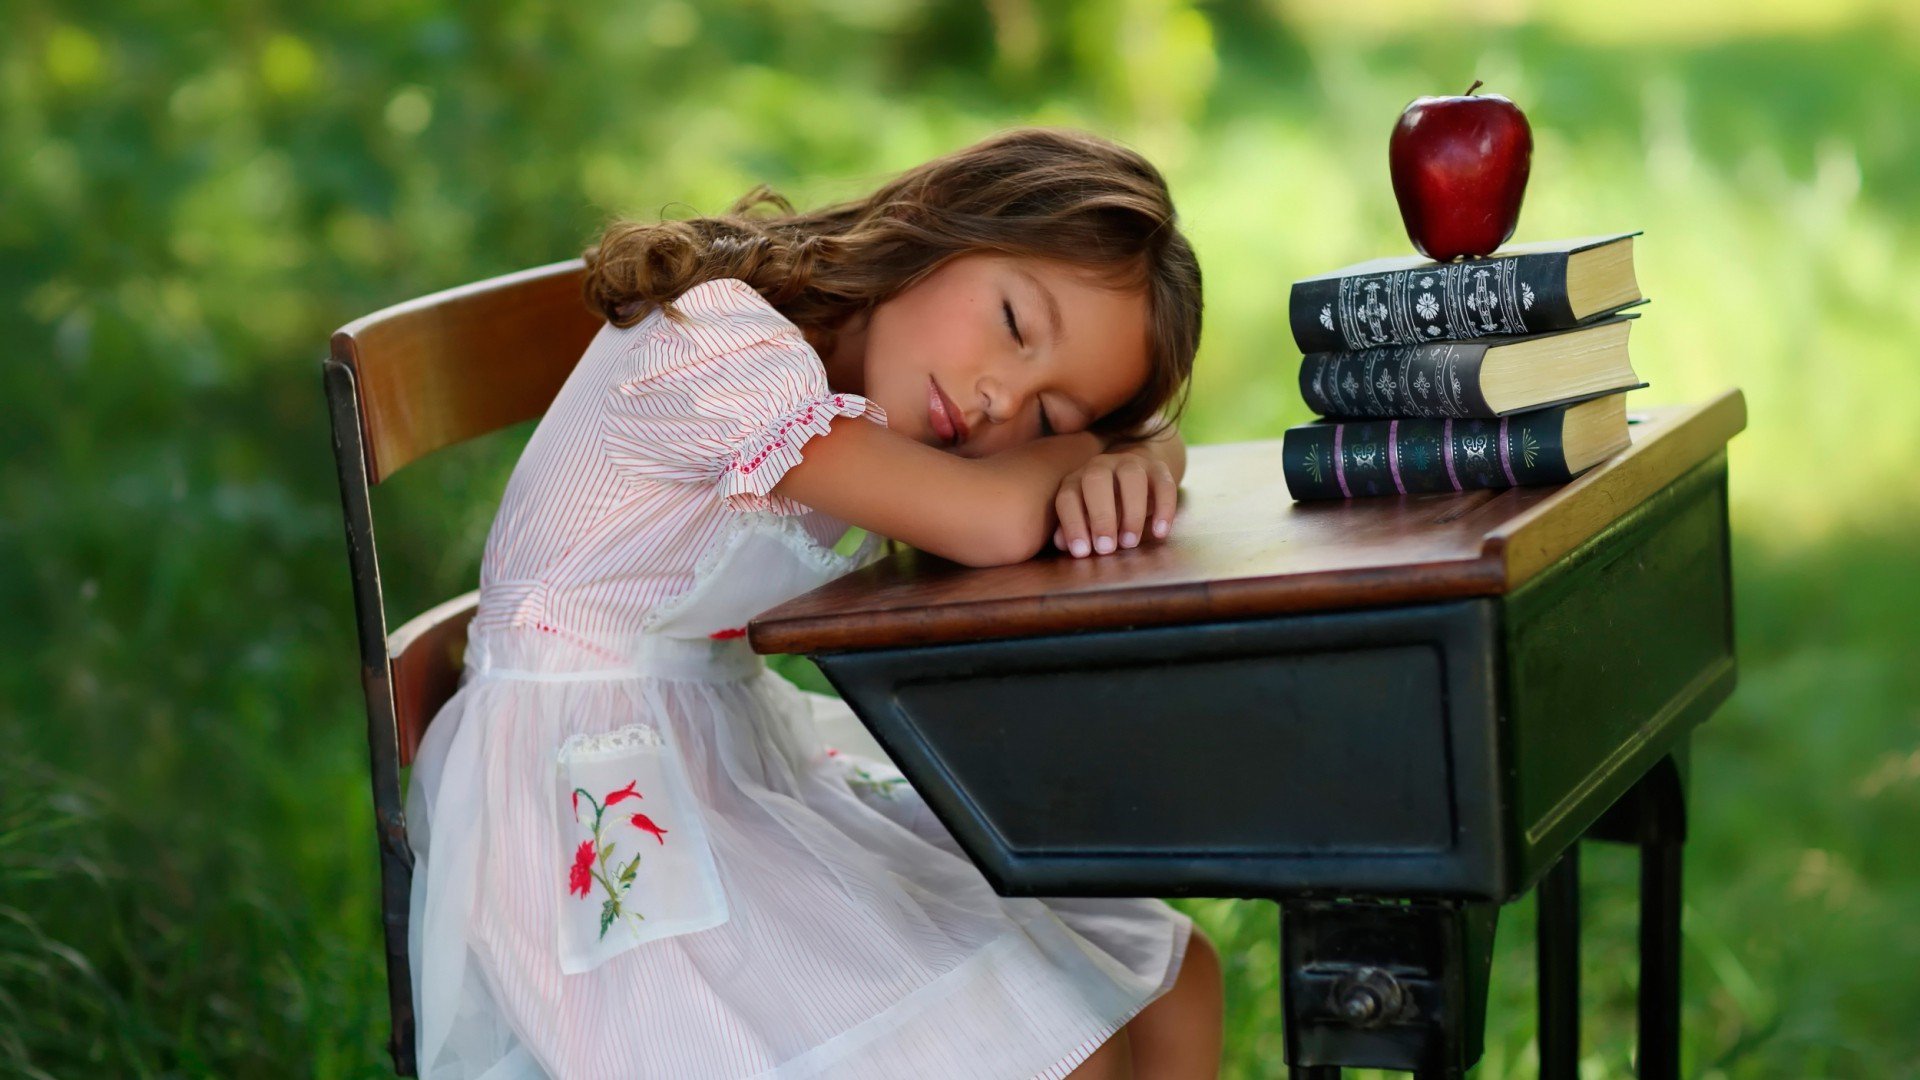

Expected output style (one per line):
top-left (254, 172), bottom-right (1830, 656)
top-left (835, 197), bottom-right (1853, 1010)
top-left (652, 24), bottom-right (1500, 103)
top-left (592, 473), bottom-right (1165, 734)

top-left (4, 2), bottom-right (1918, 1076)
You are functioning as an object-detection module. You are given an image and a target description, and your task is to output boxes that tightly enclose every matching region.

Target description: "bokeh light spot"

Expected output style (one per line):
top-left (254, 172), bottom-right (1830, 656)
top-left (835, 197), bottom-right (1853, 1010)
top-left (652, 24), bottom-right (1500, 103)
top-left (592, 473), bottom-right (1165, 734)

top-left (260, 33), bottom-right (318, 97)
top-left (44, 24), bottom-right (105, 87)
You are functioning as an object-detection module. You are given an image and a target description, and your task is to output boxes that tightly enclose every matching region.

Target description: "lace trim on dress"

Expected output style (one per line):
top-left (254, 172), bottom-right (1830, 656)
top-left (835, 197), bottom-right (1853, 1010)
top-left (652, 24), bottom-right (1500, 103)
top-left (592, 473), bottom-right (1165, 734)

top-left (719, 393), bottom-right (887, 516)
top-left (636, 511), bottom-right (871, 634)
top-left (558, 723), bottom-right (667, 763)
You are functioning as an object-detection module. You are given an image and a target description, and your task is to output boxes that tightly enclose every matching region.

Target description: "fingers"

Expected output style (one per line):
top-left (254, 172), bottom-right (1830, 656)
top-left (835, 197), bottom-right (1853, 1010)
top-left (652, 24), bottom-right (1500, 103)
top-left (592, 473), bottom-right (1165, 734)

top-left (1113, 456), bottom-right (1150, 548)
top-left (1148, 460), bottom-right (1177, 540)
top-left (1052, 467), bottom-right (1117, 557)
top-left (1054, 486), bottom-right (1091, 558)
top-left (1053, 457), bottom-right (1179, 558)
top-left (1079, 467), bottom-right (1119, 554)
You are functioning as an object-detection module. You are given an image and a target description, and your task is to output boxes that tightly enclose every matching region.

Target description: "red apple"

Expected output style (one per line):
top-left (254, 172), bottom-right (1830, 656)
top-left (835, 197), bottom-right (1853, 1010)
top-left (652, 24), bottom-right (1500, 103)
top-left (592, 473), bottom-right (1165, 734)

top-left (1389, 81), bottom-right (1533, 261)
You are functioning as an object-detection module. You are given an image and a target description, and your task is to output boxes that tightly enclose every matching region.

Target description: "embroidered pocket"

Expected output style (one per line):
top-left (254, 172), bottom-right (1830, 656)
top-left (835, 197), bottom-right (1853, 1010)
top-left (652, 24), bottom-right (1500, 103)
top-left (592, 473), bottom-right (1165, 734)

top-left (553, 723), bottom-right (727, 974)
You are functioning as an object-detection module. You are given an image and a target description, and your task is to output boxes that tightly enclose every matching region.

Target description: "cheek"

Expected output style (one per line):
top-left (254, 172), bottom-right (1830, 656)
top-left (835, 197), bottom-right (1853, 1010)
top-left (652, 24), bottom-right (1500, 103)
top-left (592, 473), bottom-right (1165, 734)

top-left (866, 306), bottom-right (985, 394)
top-left (862, 345), bottom-right (911, 416)
top-left (860, 318), bottom-right (943, 437)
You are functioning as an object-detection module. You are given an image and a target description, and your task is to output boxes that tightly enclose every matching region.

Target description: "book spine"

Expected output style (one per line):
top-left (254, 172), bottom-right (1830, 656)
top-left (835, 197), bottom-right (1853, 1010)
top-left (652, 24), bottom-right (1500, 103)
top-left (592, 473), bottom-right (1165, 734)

top-left (1298, 341), bottom-right (1494, 419)
top-left (1282, 411), bottom-right (1576, 501)
top-left (1289, 251), bottom-right (1576, 352)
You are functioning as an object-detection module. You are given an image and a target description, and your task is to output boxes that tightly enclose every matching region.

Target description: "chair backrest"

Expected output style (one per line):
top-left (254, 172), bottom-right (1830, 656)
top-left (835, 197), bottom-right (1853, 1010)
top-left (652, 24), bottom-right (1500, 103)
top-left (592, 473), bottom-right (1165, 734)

top-left (337, 258), bottom-right (606, 483)
top-left (321, 258), bottom-right (604, 1075)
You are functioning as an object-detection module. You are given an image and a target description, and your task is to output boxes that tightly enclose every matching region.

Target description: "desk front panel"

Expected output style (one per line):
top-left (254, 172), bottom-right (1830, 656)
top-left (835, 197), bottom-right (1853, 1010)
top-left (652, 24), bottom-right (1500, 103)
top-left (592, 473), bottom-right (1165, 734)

top-left (815, 603), bottom-right (1505, 899)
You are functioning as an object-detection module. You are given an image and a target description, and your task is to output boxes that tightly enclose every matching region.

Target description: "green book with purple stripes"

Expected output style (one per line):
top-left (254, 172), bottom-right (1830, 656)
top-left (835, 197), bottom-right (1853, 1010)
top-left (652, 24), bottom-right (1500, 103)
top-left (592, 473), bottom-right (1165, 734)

top-left (1282, 393), bottom-right (1632, 501)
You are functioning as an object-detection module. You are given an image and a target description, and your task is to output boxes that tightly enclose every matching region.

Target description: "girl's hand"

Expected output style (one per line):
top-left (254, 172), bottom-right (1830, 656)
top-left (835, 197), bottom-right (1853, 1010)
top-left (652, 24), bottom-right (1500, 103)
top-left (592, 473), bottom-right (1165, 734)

top-left (1051, 448), bottom-right (1178, 558)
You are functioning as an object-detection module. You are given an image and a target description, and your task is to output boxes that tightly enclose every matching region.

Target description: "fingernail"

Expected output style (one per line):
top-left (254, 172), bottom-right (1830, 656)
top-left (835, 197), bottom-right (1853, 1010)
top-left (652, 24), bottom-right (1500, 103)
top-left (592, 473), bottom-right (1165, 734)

top-left (1152, 519), bottom-right (1169, 538)
top-left (1094, 535), bottom-right (1115, 554)
top-left (1071, 538), bottom-right (1090, 558)
top-left (1121, 531), bottom-right (1138, 548)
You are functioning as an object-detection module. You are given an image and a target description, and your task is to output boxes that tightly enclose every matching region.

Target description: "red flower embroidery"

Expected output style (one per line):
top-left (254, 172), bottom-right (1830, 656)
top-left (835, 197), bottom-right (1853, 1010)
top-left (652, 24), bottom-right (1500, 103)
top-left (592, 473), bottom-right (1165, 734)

top-left (568, 840), bottom-right (595, 898)
top-left (570, 778), bottom-right (660, 938)
top-left (629, 813), bottom-right (670, 845)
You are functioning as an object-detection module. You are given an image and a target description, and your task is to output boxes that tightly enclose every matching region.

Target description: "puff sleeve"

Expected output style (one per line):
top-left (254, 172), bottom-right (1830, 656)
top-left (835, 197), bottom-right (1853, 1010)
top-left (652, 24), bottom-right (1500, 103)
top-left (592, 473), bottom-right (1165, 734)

top-left (598, 278), bottom-right (888, 515)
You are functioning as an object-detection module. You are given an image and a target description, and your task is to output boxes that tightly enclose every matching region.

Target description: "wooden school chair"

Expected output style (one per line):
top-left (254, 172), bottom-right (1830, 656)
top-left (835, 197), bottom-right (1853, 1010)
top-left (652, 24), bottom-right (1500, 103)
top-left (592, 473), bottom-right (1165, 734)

top-left (321, 260), bottom-right (603, 1076)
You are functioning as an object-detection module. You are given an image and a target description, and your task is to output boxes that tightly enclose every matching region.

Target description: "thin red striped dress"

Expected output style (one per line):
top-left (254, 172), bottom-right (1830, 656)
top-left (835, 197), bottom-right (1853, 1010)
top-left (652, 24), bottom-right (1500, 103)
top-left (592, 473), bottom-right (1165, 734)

top-left (405, 278), bottom-right (1191, 1079)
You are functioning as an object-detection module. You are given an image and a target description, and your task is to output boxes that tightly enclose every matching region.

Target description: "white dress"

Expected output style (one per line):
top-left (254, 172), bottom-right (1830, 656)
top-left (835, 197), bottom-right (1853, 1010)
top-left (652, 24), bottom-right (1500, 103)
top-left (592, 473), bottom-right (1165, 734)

top-left (404, 278), bottom-right (1191, 1079)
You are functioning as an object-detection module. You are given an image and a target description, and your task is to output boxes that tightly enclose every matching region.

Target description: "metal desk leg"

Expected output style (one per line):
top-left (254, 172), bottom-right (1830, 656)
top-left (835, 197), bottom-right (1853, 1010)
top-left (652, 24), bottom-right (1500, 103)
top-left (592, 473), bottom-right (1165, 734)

top-left (1638, 814), bottom-right (1684, 1078)
top-left (1536, 846), bottom-right (1581, 1080)
top-left (1588, 751), bottom-right (1689, 1080)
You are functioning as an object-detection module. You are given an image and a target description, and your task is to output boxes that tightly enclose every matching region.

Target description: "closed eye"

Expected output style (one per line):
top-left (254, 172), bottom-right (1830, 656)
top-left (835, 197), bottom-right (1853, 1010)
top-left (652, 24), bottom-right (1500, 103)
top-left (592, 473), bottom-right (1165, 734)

top-left (1005, 299), bottom-right (1053, 435)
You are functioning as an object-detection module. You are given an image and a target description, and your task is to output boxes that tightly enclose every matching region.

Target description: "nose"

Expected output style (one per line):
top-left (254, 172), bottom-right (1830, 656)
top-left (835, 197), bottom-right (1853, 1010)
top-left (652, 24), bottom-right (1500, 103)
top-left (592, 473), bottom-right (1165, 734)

top-left (975, 373), bottom-right (1028, 427)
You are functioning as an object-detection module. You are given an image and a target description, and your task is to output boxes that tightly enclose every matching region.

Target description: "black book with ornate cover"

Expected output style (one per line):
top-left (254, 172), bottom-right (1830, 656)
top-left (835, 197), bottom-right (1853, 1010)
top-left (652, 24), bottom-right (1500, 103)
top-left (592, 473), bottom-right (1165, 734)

top-left (1298, 316), bottom-right (1645, 420)
top-left (1289, 232), bottom-right (1643, 353)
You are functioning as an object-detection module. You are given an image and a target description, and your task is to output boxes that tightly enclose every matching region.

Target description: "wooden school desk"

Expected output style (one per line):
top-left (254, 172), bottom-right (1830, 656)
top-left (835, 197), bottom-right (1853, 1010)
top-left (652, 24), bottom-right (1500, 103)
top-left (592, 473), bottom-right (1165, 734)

top-left (750, 390), bottom-right (1746, 1079)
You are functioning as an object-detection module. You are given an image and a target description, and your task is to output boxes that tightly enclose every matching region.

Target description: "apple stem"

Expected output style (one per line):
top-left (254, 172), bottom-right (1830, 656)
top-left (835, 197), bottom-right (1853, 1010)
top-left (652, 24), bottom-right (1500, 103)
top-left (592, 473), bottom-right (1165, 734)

top-left (1464, 79), bottom-right (1483, 96)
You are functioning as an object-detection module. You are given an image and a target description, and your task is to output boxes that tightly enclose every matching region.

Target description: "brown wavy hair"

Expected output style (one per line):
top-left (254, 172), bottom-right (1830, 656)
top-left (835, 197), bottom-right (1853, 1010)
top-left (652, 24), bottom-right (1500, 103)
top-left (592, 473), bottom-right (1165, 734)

top-left (580, 127), bottom-right (1200, 440)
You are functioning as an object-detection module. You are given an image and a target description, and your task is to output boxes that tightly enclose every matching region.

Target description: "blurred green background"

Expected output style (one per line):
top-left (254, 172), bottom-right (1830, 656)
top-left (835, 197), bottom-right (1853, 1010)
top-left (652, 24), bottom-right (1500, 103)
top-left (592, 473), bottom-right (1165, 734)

top-left (5, 0), bottom-right (1918, 1076)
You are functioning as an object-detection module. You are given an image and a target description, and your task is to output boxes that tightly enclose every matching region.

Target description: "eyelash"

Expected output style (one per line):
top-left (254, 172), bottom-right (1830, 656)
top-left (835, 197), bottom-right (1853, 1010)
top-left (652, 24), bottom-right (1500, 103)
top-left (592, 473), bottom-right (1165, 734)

top-left (1005, 300), bottom-right (1055, 436)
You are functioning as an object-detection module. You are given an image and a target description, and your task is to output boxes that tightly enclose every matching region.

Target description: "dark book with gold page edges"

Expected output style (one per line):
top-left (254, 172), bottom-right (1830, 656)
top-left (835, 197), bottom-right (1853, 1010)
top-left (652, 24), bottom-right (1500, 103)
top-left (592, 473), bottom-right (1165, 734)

top-left (1299, 315), bottom-right (1644, 420)
top-left (1289, 232), bottom-right (1643, 353)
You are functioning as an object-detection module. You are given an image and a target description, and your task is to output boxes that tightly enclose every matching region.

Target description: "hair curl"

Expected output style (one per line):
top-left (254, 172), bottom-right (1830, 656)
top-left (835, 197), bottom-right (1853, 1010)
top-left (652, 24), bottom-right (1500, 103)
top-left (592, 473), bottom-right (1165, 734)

top-left (581, 127), bottom-right (1201, 439)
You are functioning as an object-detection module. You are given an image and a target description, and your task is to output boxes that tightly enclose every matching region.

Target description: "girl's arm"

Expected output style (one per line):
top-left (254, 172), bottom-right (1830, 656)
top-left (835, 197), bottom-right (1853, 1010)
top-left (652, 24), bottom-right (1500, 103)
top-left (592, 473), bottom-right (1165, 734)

top-left (769, 418), bottom-right (1110, 568)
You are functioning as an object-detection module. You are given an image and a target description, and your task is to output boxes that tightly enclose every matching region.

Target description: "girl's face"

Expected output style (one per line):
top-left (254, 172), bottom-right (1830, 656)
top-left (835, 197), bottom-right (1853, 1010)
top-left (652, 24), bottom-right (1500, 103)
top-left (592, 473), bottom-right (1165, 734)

top-left (825, 253), bottom-right (1153, 457)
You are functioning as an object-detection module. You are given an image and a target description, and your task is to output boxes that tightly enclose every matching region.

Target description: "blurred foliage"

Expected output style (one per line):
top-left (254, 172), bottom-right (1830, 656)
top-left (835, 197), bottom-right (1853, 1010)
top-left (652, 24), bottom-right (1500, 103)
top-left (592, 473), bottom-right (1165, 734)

top-left (3, 0), bottom-right (1918, 1076)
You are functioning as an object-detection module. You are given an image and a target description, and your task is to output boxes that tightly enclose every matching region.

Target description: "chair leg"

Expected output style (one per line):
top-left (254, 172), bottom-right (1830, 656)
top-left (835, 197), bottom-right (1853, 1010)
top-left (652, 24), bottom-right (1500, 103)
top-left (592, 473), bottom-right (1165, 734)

top-left (1537, 845), bottom-right (1581, 1080)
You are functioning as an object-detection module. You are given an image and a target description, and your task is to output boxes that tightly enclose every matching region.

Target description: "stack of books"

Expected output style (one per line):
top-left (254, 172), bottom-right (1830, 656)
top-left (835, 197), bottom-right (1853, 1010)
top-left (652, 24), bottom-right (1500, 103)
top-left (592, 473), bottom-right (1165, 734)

top-left (1281, 233), bottom-right (1647, 501)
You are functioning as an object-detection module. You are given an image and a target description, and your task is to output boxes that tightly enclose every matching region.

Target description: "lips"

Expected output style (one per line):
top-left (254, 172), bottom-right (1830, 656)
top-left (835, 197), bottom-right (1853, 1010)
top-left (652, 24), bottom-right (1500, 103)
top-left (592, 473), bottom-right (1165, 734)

top-left (927, 377), bottom-right (969, 445)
